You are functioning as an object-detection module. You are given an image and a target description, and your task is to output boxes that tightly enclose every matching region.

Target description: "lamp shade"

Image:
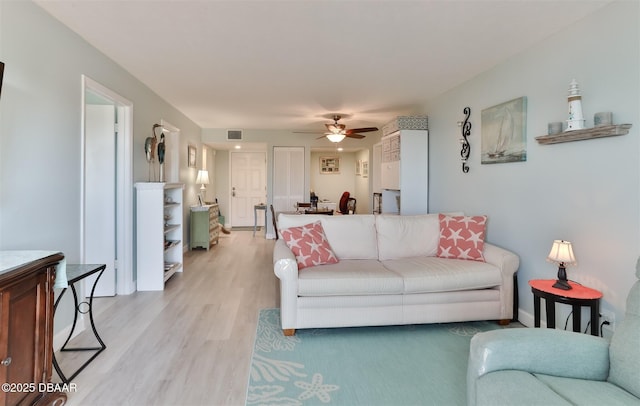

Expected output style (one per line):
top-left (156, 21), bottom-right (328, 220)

top-left (326, 133), bottom-right (346, 143)
top-left (547, 240), bottom-right (577, 265)
top-left (195, 170), bottom-right (210, 185)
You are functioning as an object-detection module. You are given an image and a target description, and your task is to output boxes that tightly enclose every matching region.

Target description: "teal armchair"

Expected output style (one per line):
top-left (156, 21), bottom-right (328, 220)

top-left (467, 259), bottom-right (640, 406)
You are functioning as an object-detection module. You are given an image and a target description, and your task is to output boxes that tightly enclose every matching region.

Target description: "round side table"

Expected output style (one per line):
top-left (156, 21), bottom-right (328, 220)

top-left (529, 279), bottom-right (602, 336)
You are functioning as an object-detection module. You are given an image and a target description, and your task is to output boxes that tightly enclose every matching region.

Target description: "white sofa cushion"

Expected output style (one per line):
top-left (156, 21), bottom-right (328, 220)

top-left (298, 259), bottom-right (403, 296)
top-left (381, 256), bottom-right (502, 293)
top-left (278, 214), bottom-right (378, 259)
top-left (376, 213), bottom-right (463, 261)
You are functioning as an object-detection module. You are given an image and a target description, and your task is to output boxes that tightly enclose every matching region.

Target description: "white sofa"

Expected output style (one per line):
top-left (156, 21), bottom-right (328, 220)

top-left (273, 213), bottom-right (520, 336)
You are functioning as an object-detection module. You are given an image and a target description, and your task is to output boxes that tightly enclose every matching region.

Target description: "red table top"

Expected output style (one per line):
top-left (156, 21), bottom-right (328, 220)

top-left (529, 279), bottom-right (603, 300)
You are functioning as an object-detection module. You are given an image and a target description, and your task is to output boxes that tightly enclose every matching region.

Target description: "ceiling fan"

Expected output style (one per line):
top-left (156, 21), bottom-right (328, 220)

top-left (296, 114), bottom-right (378, 143)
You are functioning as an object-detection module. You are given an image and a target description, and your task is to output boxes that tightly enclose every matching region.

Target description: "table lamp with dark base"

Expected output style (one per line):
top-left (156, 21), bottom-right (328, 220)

top-left (547, 240), bottom-right (576, 291)
top-left (552, 263), bottom-right (572, 290)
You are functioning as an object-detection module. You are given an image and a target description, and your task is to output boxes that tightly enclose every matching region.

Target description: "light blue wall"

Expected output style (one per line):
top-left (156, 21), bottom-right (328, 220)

top-left (424, 0), bottom-right (639, 328)
top-left (0, 1), bottom-right (203, 258)
top-left (3, 0), bottom-right (635, 334)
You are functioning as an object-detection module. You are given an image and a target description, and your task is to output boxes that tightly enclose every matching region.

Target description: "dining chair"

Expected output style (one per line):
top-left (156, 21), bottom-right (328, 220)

top-left (270, 204), bottom-right (279, 240)
top-left (347, 197), bottom-right (356, 214)
top-left (338, 192), bottom-right (350, 214)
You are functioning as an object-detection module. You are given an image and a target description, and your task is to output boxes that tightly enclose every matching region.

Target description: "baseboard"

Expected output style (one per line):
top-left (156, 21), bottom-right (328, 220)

top-left (53, 316), bottom-right (86, 352)
top-left (518, 309), bottom-right (546, 328)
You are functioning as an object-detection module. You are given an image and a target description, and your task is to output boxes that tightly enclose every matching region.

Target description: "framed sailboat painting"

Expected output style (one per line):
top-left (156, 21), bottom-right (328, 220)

top-left (481, 96), bottom-right (527, 164)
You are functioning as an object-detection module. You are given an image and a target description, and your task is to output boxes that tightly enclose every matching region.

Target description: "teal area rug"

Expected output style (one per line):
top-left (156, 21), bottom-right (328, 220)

top-left (246, 308), bottom-right (504, 406)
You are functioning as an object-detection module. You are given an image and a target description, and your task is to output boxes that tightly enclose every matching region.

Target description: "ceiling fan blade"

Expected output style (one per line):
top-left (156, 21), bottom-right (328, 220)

top-left (316, 135), bottom-right (329, 139)
top-left (293, 130), bottom-right (325, 134)
top-left (345, 133), bottom-right (366, 139)
top-left (345, 127), bottom-right (378, 135)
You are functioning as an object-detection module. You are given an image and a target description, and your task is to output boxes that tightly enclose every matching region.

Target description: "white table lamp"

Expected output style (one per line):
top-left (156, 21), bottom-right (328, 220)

top-left (547, 239), bottom-right (577, 290)
top-left (195, 170), bottom-right (210, 205)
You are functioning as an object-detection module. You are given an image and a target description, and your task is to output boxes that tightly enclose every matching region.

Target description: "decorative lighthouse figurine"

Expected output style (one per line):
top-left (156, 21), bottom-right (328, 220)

top-left (566, 79), bottom-right (585, 131)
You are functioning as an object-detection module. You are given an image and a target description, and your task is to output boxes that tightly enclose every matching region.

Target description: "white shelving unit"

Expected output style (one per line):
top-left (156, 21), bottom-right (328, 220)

top-left (135, 182), bottom-right (184, 291)
top-left (380, 129), bottom-right (429, 215)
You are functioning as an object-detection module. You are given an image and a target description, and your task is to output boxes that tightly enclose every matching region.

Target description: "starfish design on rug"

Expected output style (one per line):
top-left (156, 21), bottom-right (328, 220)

top-left (448, 322), bottom-right (483, 336)
top-left (255, 310), bottom-right (301, 353)
top-left (251, 354), bottom-right (306, 383)
top-left (294, 373), bottom-right (339, 403)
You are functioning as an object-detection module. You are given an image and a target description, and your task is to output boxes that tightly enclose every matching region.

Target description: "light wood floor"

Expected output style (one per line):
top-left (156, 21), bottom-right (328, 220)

top-left (56, 230), bottom-right (276, 406)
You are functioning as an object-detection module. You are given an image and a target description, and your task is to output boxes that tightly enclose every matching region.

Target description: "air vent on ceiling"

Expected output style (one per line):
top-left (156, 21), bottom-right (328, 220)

top-left (227, 129), bottom-right (243, 140)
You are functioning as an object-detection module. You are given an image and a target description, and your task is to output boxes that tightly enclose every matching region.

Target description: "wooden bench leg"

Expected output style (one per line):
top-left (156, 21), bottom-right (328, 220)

top-left (283, 329), bottom-right (295, 336)
top-left (498, 319), bottom-right (510, 326)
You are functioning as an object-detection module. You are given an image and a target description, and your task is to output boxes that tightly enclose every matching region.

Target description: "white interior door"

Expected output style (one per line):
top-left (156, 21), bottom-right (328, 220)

top-left (84, 104), bottom-right (116, 296)
top-left (273, 147), bottom-right (304, 212)
top-left (230, 152), bottom-right (266, 227)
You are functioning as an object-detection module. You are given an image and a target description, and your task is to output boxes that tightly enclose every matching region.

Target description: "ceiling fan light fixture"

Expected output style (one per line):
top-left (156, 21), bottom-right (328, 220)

top-left (326, 133), bottom-right (346, 143)
top-left (295, 113), bottom-right (378, 142)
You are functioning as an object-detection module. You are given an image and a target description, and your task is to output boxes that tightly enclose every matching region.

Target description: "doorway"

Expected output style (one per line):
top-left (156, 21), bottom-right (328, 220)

top-left (230, 151), bottom-right (266, 227)
top-left (160, 120), bottom-right (180, 183)
top-left (82, 76), bottom-right (134, 296)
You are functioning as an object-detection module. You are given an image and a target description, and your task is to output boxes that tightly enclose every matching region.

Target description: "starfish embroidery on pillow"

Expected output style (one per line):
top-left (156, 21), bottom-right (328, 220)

top-left (437, 214), bottom-right (487, 262)
top-left (282, 221), bottom-right (339, 269)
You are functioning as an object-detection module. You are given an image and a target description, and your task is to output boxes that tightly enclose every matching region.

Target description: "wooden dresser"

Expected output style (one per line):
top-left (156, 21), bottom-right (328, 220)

top-left (190, 204), bottom-right (219, 250)
top-left (0, 251), bottom-right (66, 406)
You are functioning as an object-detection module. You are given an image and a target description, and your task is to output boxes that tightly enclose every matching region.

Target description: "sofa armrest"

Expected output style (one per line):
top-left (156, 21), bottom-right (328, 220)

top-left (467, 328), bottom-right (610, 406)
top-left (483, 243), bottom-right (519, 277)
top-left (483, 243), bottom-right (519, 319)
top-left (273, 239), bottom-right (296, 268)
top-left (273, 239), bottom-right (299, 330)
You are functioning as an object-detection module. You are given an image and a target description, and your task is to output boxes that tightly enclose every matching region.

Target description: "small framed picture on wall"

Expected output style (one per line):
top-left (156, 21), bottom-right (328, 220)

top-left (188, 145), bottom-right (197, 168)
top-left (320, 156), bottom-right (340, 174)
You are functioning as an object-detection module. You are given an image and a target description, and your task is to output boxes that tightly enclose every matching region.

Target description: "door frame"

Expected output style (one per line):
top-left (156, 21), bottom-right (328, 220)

top-left (81, 75), bottom-right (134, 295)
top-left (160, 119), bottom-right (180, 183)
top-left (229, 150), bottom-right (266, 227)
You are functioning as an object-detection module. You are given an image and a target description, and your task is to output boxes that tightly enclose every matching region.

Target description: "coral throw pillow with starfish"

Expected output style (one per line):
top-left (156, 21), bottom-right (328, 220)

top-left (437, 214), bottom-right (487, 262)
top-left (281, 221), bottom-right (339, 269)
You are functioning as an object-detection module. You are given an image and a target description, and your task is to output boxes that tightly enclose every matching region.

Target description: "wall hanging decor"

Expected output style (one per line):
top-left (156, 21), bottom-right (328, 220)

top-left (145, 124), bottom-right (162, 181)
top-left (566, 79), bottom-right (585, 131)
top-left (535, 80), bottom-right (632, 145)
top-left (188, 145), bottom-right (197, 168)
top-left (459, 107), bottom-right (471, 173)
top-left (320, 156), bottom-right (340, 174)
top-left (0, 61), bottom-right (4, 99)
top-left (481, 96), bottom-right (527, 164)
top-left (157, 132), bottom-right (166, 182)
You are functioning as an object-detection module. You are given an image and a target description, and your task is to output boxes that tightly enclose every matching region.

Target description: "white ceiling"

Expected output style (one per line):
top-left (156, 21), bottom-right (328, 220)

top-left (36, 0), bottom-right (611, 132)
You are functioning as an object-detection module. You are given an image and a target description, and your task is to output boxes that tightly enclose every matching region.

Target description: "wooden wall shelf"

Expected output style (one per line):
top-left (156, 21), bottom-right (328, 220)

top-left (535, 124), bottom-right (632, 145)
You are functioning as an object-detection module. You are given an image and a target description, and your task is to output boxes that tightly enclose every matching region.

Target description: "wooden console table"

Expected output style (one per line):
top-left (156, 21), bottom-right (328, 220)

top-left (0, 251), bottom-right (67, 405)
